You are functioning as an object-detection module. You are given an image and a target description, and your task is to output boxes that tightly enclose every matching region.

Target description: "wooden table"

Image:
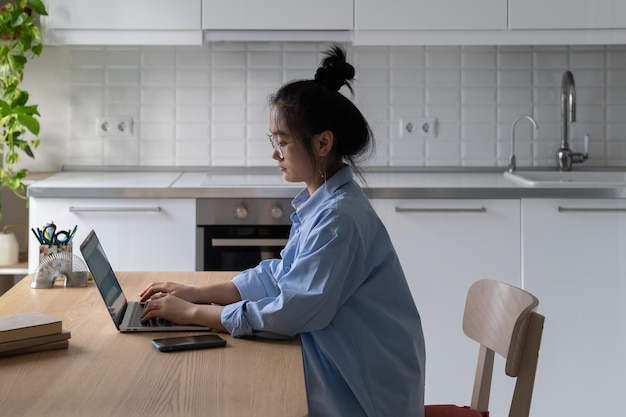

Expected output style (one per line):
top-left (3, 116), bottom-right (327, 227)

top-left (0, 272), bottom-right (307, 417)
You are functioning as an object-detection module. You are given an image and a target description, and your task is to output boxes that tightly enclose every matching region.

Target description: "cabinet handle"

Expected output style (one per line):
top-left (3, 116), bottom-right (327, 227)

top-left (558, 207), bottom-right (626, 213)
top-left (394, 207), bottom-right (487, 213)
top-left (68, 206), bottom-right (162, 213)
top-left (211, 238), bottom-right (288, 247)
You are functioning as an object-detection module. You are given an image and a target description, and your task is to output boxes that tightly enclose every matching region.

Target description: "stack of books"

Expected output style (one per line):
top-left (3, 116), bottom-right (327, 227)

top-left (0, 312), bottom-right (70, 357)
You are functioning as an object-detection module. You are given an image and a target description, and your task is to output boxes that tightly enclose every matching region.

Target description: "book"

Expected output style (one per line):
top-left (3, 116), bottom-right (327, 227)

top-left (0, 340), bottom-right (69, 357)
top-left (0, 330), bottom-right (71, 353)
top-left (0, 312), bottom-right (63, 343)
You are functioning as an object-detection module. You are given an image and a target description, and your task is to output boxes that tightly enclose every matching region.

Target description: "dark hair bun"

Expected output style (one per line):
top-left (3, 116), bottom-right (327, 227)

top-left (314, 46), bottom-right (355, 92)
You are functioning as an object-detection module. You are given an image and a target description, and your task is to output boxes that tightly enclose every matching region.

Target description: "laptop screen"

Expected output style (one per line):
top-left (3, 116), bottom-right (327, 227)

top-left (80, 230), bottom-right (127, 329)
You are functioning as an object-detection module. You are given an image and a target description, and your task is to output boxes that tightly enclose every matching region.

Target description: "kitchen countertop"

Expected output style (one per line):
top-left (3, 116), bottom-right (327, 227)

top-left (26, 167), bottom-right (626, 199)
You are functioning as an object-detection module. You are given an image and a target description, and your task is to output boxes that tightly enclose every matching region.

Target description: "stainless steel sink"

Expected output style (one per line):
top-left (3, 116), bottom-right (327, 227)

top-left (504, 170), bottom-right (626, 187)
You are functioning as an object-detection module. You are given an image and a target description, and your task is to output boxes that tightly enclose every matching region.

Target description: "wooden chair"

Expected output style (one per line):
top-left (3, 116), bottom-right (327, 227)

top-left (425, 279), bottom-right (545, 417)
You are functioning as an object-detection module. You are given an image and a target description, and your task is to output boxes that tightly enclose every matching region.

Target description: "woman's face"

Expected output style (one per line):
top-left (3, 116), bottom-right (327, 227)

top-left (269, 107), bottom-right (318, 188)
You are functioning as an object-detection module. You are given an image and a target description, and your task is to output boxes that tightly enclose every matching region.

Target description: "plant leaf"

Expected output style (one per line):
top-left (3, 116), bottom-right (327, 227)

top-left (13, 89), bottom-right (28, 106)
top-left (11, 13), bottom-right (25, 28)
top-left (17, 113), bottom-right (39, 134)
top-left (23, 144), bottom-right (34, 158)
top-left (14, 103), bottom-right (39, 117)
top-left (27, 0), bottom-right (48, 16)
top-left (32, 42), bottom-right (42, 55)
top-left (6, 151), bottom-right (19, 165)
top-left (0, 100), bottom-right (10, 114)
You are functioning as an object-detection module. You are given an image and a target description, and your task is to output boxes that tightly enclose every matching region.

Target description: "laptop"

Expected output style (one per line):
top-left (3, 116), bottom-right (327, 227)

top-left (80, 229), bottom-right (213, 332)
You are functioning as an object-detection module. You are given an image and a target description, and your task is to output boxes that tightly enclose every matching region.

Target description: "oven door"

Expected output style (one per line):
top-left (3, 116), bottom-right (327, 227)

top-left (197, 225), bottom-right (290, 271)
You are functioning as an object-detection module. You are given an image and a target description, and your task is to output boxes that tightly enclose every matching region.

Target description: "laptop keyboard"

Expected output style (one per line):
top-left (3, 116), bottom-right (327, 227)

top-left (130, 303), bottom-right (174, 327)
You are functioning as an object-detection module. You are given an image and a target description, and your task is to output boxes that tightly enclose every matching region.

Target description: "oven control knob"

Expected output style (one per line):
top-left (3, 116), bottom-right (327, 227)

top-left (235, 206), bottom-right (248, 219)
top-left (271, 206), bottom-right (284, 219)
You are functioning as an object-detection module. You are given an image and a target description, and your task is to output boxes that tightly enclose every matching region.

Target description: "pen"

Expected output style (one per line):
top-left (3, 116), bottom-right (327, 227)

top-left (31, 228), bottom-right (44, 244)
top-left (67, 225), bottom-right (78, 244)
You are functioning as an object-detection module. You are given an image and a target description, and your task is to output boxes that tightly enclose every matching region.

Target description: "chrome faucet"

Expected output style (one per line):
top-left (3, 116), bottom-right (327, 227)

top-left (556, 70), bottom-right (588, 171)
top-left (508, 115), bottom-right (538, 173)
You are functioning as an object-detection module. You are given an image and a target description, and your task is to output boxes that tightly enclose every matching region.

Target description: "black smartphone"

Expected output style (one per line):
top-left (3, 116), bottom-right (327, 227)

top-left (151, 334), bottom-right (226, 352)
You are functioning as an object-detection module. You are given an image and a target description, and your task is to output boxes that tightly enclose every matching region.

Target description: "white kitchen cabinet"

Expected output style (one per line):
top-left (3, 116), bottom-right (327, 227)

top-left (371, 198), bottom-right (521, 416)
top-left (354, 0), bottom-right (626, 45)
top-left (42, 0), bottom-right (352, 45)
top-left (522, 199), bottom-right (626, 417)
top-left (29, 198), bottom-right (196, 272)
top-left (355, 0), bottom-right (506, 31)
top-left (202, 0), bottom-right (353, 30)
top-left (41, 0), bottom-right (203, 45)
top-left (510, 0), bottom-right (626, 29)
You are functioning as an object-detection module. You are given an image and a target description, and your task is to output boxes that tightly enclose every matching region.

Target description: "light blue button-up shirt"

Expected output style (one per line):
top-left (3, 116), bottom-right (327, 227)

top-left (222, 166), bottom-right (425, 417)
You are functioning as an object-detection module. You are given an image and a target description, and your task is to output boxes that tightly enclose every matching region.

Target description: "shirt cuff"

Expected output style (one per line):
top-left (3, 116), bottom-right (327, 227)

top-left (231, 268), bottom-right (270, 301)
top-left (221, 301), bottom-right (253, 337)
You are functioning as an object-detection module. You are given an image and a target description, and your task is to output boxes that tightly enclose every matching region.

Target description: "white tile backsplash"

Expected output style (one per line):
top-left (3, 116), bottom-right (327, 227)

top-left (176, 49), bottom-right (211, 68)
top-left (141, 49), bottom-right (177, 68)
top-left (104, 137), bottom-right (140, 166)
top-left (498, 48), bottom-right (533, 68)
top-left (426, 139), bottom-right (461, 166)
top-left (106, 67), bottom-right (140, 85)
top-left (141, 122), bottom-right (175, 141)
top-left (462, 105), bottom-right (496, 123)
top-left (141, 140), bottom-right (176, 166)
top-left (177, 140), bottom-right (211, 166)
top-left (462, 48), bottom-right (497, 69)
top-left (106, 48), bottom-right (141, 67)
top-left (462, 88), bottom-right (497, 106)
top-left (426, 46), bottom-right (462, 68)
top-left (142, 69), bottom-right (176, 86)
top-left (390, 138), bottom-right (426, 166)
top-left (15, 43), bottom-right (626, 170)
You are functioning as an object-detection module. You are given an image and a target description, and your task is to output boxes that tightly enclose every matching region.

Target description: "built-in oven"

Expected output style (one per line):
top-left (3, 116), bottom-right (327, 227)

top-left (196, 198), bottom-right (294, 271)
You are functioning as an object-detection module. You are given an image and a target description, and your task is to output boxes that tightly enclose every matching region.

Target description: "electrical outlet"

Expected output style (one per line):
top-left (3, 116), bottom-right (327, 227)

top-left (96, 117), bottom-right (134, 138)
top-left (400, 118), bottom-right (437, 138)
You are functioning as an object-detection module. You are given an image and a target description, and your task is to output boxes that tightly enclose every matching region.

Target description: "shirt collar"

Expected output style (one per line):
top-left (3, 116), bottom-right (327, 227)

top-left (291, 165), bottom-right (353, 216)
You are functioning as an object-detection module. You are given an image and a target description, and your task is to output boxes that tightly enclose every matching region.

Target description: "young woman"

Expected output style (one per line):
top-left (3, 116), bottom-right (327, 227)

top-left (140, 46), bottom-right (426, 417)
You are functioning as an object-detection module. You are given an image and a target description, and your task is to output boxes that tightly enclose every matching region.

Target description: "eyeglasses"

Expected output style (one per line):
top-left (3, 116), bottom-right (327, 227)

top-left (267, 133), bottom-right (306, 159)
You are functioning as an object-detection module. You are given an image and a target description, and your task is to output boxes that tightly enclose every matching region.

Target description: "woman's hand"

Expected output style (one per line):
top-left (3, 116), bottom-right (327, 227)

top-left (140, 281), bottom-right (243, 306)
top-left (140, 293), bottom-right (196, 325)
top-left (140, 292), bottom-right (228, 332)
top-left (138, 280), bottom-right (241, 332)
top-left (139, 282), bottom-right (200, 303)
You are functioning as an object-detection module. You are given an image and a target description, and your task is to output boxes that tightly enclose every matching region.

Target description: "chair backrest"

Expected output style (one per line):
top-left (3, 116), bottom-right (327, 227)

top-left (462, 279), bottom-right (545, 417)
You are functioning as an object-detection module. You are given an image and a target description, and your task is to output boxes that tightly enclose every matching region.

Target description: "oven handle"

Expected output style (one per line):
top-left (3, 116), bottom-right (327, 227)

top-left (211, 238), bottom-right (289, 247)
top-left (69, 206), bottom-right (162, 213)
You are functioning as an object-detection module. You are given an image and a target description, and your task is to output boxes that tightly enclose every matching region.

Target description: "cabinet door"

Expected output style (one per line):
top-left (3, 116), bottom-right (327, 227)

top-left (522, 199), bottom-right (626, 417)
top-left (202, 0), bottom-right (353, 30)
top-left (46, 0), bottom-right (201, 30)
top-left (355, 0), bottom-right (506, 30)
top-left (29, 198), bottom-right (196, 272)
top-left (371, 198), bottom-right (520, 415)
top-left (510, 0), bottom-right (626, 29)
top-left (43, 0), bottom-right (202, 45)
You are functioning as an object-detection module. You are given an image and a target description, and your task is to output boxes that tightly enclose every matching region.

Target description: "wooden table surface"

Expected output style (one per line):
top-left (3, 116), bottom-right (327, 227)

top-left (0, 272), bottom-right (307, 417)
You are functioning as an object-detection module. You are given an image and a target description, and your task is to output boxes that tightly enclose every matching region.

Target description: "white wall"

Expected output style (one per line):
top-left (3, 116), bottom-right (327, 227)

top-left (17, 43), bottom-right (626, 170)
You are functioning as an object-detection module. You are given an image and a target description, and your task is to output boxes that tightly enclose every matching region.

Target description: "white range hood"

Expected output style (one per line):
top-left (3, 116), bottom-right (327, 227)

top-left (203, 30), bottom-right (353, 43)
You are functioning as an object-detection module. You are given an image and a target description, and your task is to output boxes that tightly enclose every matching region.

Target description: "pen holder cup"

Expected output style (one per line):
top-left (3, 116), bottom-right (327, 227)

top-left (39, 243), bottom-right (73, 264)
top-left (32, 244), bottom-right (90, 289)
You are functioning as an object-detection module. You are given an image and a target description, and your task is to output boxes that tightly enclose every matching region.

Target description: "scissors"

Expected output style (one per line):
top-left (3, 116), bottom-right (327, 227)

top-left (42, 223), bottom-right (71, 246)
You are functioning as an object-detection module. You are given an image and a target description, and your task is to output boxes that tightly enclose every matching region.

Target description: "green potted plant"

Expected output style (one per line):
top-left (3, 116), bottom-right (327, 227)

top-left (0, 0), bottom-right (47, 223)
